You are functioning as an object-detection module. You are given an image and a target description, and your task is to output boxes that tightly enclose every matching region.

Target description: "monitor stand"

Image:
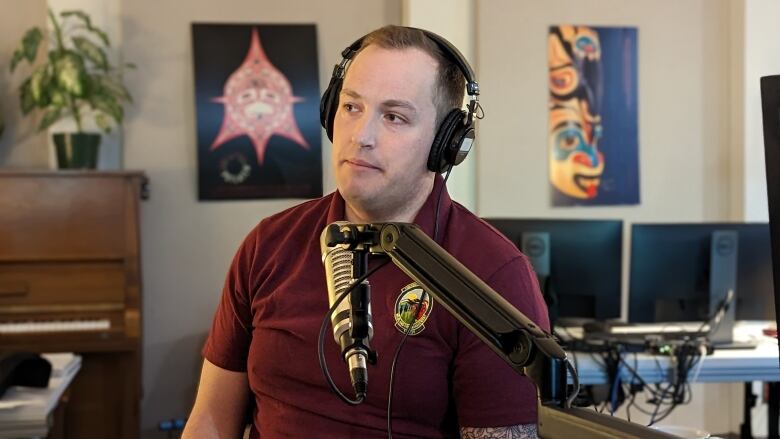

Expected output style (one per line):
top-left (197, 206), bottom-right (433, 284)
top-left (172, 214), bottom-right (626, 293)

top-left (522, 232), bottom-right (558, 326)
top-left (709, 230), bottom-right (738, 346)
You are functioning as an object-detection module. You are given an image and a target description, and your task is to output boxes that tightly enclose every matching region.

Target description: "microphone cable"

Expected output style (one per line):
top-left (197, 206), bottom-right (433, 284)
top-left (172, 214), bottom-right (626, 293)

top-left (388, 166), bottom-right (452, 438)
top-left (319, 258), bottom-right (391, 405)
top-left (565, 356), bottom-right (580, 409)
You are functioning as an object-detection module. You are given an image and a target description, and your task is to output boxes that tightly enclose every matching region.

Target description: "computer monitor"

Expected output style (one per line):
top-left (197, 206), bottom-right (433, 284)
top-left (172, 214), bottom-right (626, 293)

top-left (483, 218), bottom-right (623, 324)
top-left (761, 75), bottom-right (780, 355)
top-left (628, 223), bottom-right (775, 325)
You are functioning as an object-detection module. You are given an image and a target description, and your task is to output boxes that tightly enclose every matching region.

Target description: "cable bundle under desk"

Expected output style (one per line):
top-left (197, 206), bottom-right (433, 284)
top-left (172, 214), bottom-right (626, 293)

top-left (558, 328), bottom-right (714, 425)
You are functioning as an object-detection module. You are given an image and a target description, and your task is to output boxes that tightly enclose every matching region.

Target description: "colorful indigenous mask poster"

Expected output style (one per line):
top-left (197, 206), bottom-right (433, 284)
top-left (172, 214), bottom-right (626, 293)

top-left (548, 25), bottom-right (639, 206)
top-left (192, 24), bottom-right (322, 200)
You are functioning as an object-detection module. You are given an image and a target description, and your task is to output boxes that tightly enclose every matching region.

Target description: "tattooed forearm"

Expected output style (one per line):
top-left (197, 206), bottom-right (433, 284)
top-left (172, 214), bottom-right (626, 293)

top-left (460, 423), bottom-right (538, 439)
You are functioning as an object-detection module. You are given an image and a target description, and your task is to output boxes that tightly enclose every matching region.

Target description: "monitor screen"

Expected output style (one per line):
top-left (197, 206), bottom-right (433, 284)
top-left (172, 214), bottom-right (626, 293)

top-left (483, 218), bottom-right (623, 322)
top-left (761, 75), bottom-right (780, 351)
top-left (628, 223), bottom-right (775, 323)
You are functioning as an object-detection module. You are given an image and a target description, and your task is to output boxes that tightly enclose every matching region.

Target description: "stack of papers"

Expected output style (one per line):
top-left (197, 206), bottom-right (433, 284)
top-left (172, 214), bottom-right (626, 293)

top-left (0, 353), bottom-right (82, 438)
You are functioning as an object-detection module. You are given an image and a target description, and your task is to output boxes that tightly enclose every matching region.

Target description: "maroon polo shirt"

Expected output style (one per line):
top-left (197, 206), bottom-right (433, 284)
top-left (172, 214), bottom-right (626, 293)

top-left (203, 175), bottom-right (550, 438)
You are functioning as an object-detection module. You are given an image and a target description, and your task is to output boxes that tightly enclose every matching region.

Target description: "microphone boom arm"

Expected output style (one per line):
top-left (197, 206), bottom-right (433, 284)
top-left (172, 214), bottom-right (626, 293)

top-left (326, 222), bottom-right (568, 407)
top-left (324, 222), bottom-right (680, 437)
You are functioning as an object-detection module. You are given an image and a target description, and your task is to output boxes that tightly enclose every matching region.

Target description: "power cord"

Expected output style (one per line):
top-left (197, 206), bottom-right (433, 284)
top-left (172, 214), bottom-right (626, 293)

top-left (562, 335), bottom-right (707, 422)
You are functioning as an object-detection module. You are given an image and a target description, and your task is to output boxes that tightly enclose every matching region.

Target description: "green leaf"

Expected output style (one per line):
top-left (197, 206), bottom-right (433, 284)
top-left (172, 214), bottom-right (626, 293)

top-left (29, 65), bottom-right (52, 105)
top-left (49, 89), bottom-right (67, 108)
top-left (19, 78), bottom-right (35, 114)
top-left (124, 62), bottom-right (136, 69)
top-left (10, 51), bottom-right (24, 73)
top-left (95, 112), bottom-right (111, 133)
top-left (91, 93), bottom-right (122, 123)
top-left (22, 27), bottom-right (43, 61)
top-left (73, 36), bottom-right (108, 71)
top-left (95, 75), bottom-right (132, 103)
top-left (61, 10), bottom-right (110, 47)
top-left (118, 82), bottom-right (132, 103)
top-left (10, 27), bottom-right (43, 72)
top-left (38, 107), bottom-right (62, 131)
top-left (60, 10), bottom-right (92, 29)
top-left (54, 53), bottom-right (86, 96)
top-left (87, 27), bottom-right (110, 48)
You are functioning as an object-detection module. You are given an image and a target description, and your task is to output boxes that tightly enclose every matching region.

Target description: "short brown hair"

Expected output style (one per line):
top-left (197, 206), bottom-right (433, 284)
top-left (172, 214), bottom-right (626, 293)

top-left (359, 25), bottom-right (466, 125)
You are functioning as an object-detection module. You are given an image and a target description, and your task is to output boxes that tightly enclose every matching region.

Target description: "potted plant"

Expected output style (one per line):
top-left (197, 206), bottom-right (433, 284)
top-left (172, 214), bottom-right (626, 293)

top-left (10, 9), bottom-right (133, 169)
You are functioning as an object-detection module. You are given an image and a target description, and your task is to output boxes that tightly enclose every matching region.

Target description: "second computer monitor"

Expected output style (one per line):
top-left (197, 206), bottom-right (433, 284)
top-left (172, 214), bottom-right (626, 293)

top-left (483, 218), bottom-right (623, 322)
top-left (629, 223), bottom-right (775, 323)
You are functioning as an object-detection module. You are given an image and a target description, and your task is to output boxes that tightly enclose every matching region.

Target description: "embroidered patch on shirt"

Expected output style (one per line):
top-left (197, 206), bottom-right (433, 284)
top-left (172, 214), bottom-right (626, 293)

top-left (394, 282), bottom-right (433, 335)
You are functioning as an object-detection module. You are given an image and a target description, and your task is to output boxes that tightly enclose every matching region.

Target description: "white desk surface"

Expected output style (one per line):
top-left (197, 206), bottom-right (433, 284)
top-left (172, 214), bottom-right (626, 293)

top-left (564, 322), bottom-right (780, 385)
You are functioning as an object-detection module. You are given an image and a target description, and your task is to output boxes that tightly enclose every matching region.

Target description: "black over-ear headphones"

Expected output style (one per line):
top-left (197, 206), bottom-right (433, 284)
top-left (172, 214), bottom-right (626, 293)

top-left (319, 27), bottom-right (481, 173)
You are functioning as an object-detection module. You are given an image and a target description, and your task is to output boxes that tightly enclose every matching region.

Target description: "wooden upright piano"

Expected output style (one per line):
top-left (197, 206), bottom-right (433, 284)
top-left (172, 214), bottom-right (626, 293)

top-left (0, 171), bottom-right (147, 438)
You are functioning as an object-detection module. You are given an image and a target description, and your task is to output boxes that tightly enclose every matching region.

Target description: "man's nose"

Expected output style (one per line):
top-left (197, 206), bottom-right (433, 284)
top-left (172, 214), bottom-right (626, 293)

top-left (351, 111), bottom-right (378, 148)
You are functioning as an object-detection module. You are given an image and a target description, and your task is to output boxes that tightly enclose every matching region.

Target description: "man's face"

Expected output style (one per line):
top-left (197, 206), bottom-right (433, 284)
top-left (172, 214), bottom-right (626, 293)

top-left (332, 45), bottom-right (438, 218)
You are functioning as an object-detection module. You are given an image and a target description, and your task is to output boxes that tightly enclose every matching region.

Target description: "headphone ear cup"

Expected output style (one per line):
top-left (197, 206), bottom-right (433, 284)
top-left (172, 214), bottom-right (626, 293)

top-left (319, 76), bottom-right (343, 142)
top-left (428, 109), bottom-right (467, 173)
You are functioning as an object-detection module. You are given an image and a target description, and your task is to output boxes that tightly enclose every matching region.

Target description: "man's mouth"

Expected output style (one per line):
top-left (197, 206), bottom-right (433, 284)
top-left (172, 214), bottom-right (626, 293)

top-left (345, 159), bottom-right (380, 170)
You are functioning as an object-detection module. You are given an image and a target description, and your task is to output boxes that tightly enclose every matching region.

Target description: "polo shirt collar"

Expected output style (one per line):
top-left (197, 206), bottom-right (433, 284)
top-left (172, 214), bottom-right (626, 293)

top-left (325, 174), bottom-right (452, 240)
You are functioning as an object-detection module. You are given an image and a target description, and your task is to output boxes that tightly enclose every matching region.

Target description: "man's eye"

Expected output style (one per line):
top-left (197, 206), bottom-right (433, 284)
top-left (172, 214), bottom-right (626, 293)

top-left (343, 103), bottom-right (355, 112)
top-left (385, 113), bottom-right (406, 124)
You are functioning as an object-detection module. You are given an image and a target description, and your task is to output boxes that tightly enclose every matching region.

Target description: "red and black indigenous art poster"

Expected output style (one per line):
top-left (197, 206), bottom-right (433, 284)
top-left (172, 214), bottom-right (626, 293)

top-left (192, 24), bottom-right (322, 200)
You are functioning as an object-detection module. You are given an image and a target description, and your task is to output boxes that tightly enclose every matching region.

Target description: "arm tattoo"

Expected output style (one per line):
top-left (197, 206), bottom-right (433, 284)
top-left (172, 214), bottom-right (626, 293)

top-left (460, 424), bottom-right (538, 439)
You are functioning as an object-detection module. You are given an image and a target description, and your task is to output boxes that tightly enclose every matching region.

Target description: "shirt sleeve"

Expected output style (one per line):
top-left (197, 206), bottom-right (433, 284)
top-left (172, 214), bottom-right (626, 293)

top-left (452, 255), bottom-right (550, 427)
top-left (201, 224), bottom-right (261, 372)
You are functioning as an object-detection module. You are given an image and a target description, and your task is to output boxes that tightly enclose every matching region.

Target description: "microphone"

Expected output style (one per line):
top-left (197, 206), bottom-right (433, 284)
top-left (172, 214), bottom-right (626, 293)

top-left (320, 222), bottom-right (375, 399)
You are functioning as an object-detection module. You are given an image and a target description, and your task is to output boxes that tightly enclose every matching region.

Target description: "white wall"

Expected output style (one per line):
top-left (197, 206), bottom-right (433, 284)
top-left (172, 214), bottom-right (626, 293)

top-left (742, 0), bottom-right (780, 221)
top-left (402, 0), bottom-right (477, 210)
top-left (0, 0), bottom-right (48, 167)
top-left (119, 1), bottom-right (400, 436)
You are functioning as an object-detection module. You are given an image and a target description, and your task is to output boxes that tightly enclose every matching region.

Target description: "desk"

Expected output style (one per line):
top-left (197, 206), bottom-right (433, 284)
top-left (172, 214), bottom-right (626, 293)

top-left (564, 322), bottom-right (780, 439)
top-left (0, 353), bottom-right (82, 439)
top-left (566, 322), bottom-right (780, 385)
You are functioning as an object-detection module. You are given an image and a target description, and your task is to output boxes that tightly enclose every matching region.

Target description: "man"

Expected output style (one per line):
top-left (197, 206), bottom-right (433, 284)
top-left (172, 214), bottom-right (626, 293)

top-left (183, 26), bottom-right (549, 438)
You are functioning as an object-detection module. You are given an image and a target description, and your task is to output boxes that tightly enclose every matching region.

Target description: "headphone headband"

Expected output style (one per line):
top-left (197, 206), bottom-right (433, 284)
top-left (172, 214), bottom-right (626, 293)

top-left (339, 28), bottom-right (480, 99)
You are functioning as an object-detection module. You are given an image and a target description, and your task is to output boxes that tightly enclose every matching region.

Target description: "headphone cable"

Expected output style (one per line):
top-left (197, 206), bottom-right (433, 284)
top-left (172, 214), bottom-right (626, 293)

top-left (387, 168), bottom-right (452, 438)
top-left (386, 292), bottom-right (427, 439)
top-left (432, 167), bottom-right (453, 243)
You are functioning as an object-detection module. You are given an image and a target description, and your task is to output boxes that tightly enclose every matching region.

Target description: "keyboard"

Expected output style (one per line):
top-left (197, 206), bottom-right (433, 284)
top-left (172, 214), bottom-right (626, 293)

top-left (608, 322), bottom-right (709, 335)
top-left (0, 319), bottom-right (111, 334)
